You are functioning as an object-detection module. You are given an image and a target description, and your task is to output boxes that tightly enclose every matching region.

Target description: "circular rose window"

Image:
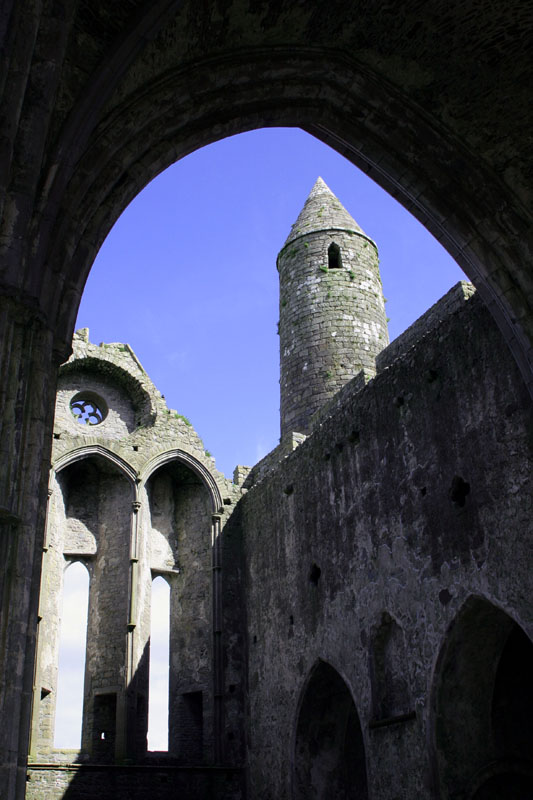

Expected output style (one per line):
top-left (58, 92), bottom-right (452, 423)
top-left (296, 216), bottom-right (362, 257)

top-left (70, 392), bottom-right (108, 426)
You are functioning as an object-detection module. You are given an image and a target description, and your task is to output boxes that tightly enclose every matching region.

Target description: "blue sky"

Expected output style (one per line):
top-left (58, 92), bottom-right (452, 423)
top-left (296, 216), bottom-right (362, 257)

top-left (78, 127), bottom-right (465, 478)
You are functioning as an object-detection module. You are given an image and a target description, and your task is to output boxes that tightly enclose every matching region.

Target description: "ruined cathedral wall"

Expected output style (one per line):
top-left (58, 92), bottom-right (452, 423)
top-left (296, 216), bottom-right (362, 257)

top-left (240, 292), bottom-right (533, 799)
top-left (29, 332), bottom-right (243, 787)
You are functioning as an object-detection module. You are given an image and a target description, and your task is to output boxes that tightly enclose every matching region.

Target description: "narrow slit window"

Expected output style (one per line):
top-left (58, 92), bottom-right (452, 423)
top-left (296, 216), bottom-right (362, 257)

top-left (148, 575), bottom-right (170, 751)
top-left (328, 242), bottom-right (342, 269)
top-left (54, 561), bottom-right (90, 748)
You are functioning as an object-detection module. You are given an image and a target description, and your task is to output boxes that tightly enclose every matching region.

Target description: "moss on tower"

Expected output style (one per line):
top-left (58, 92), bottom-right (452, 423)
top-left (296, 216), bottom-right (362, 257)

top-left (278, 177), bottom-right (389, 438)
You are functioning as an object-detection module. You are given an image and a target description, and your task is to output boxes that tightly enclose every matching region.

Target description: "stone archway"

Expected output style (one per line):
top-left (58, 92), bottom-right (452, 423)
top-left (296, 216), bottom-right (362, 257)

top-left (293, 660), bottom-right (368, 800)
top-left (431, 596), bottom-right (533, 800)
top-left (1, 6), bottom-right (533, 797)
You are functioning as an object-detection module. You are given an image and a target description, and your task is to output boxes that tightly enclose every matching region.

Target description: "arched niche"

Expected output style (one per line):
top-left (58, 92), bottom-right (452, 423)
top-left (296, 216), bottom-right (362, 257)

top-left (32, 452), bottom-right (134, 761)
top-left (370, 611), bottom-right (411, 721)
top-left (431, 596), bottom-right (533, 799)
top-left (293, 660), bottom-right (368, 800)
top-left (138, 456), bottom-right (214, 761)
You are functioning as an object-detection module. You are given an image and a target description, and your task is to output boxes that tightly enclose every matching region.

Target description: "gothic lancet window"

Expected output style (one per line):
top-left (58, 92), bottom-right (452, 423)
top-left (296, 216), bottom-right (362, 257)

top-left (54, 561), bottom-right (90, 748)
top-left (147, 575), bottom-right (170, 752)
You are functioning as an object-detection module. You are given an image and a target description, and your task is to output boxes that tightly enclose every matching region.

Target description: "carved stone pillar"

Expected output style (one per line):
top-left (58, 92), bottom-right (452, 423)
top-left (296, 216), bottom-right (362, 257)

top-left (0, 295), bottom-right (62, 800)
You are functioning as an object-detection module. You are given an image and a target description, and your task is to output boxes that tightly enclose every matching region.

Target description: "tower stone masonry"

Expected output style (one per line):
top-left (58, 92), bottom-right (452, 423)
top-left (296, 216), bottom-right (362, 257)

top-left (278, 177), bottom-right (389, 438)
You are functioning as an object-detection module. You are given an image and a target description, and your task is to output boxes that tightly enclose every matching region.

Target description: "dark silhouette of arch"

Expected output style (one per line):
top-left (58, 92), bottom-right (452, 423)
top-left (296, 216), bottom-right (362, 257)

top-left (293, 660), bottom-right (368, 800)
top-left (431, 596), bottom-right (533, 799)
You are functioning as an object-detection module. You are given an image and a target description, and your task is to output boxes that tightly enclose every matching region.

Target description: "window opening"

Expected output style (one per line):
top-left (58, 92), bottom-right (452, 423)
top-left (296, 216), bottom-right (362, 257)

top-left (93, 693), bottom-right (116, 760)
top-left (70, 392), bottom-right (108, 425)
top-left (148, 576), bottom-right (170, 751)
top-left (328, 242), bottom-right (342, 269)
top-left (54, 561), bottom-right (89, 748)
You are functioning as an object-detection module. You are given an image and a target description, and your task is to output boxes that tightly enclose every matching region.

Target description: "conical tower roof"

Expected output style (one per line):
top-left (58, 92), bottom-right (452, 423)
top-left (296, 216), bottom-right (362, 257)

top-left (283, 177), bottom-right (366, 248)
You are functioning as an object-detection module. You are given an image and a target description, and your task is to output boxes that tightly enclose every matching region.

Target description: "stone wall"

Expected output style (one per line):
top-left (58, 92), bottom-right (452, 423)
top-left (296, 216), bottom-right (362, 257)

top-left (240, 292), bottom-right (533, 799)
top-left (29, 332), bottom-right (245, 795)
top-left (26, 765), bottom-right (244, 800)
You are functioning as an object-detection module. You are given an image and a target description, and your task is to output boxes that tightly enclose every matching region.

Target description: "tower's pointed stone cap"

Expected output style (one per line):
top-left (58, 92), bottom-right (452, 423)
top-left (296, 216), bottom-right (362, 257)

top-left (283, 177), bottom-right (366, 248)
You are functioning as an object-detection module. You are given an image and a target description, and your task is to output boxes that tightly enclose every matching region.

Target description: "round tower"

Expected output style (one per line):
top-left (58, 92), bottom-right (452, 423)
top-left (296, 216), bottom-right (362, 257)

top-left (278, 177), bottom-right (389, 438)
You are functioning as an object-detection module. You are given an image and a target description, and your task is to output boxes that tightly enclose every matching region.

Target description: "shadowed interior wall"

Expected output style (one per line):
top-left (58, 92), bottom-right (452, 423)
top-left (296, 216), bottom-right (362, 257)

top-left (241, 292), bottom-right (533, 799)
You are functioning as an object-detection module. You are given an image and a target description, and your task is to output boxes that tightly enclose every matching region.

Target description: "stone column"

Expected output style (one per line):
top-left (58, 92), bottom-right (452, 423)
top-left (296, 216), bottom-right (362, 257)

top-left (0, 295), bottom-right (61, 800)
top-left (211, 513), bottom-right (223, 764)
top-left (124, 498), bottom-right (142, 761)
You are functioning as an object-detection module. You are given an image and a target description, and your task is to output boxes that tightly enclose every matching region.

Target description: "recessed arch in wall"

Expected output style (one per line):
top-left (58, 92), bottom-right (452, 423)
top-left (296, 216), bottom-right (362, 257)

top-left (293, 659), bottom-right (368, 800)
top-left (139, 453), bottom-right (217, 761)
top-left (140, 450), bottom-right (222, 514)
top-left (53, 445), bottom-right (137, 488)
top-left (430, 595), bottom-right (533, 799)
top-left (59, 357), bottom-right (157, 427)
top-left (34, 451), bottom-right (136, 761)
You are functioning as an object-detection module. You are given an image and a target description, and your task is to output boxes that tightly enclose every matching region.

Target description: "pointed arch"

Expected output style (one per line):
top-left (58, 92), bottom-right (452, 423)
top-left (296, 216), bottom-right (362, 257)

top-left (139, 451), bottom-right (219, 760)
top-left (430, 595), bottom-right (533, 799)
top-left (139, 449), bottom-right (223, 513)
top-left (53, 445), bottom-right (137, 487)
top-left (293, 659), bottom-right (368, 800)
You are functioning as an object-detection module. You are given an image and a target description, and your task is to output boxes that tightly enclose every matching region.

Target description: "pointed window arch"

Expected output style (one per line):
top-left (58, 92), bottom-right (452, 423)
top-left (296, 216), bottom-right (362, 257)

top-left (147, 575), bottom-right (170, 752)
top-left (328, 242), bottom-right (342, 269)
top-left (54, 561), bottom-right (90, 749)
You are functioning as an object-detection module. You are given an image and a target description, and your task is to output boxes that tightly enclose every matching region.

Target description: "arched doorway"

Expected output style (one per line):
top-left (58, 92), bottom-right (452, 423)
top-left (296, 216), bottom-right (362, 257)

top-left (432, 596), bottom-right (533, 799)
top-left (293, 661), bottom-right (368, 800)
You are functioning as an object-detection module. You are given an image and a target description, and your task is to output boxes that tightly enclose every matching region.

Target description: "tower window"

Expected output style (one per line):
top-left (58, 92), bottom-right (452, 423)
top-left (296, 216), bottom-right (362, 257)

top-left (328, 242), bottom-right (342, 269)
